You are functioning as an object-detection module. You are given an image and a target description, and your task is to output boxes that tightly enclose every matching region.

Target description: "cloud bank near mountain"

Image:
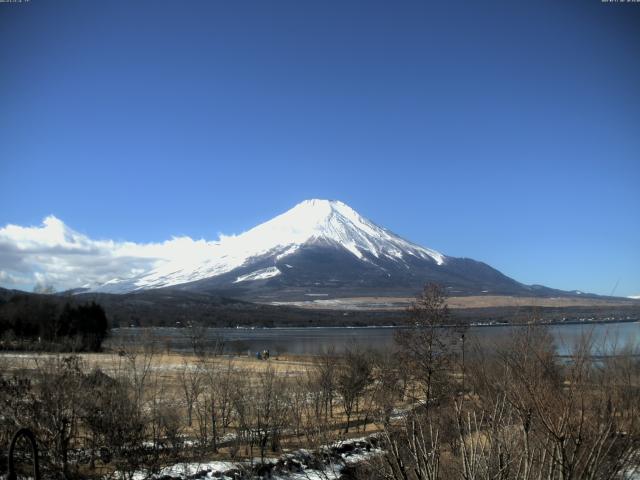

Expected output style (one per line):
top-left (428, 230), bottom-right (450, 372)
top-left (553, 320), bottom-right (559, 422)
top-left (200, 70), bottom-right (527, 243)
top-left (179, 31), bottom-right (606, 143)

top-left (0, 216), bottom-right (212, 292)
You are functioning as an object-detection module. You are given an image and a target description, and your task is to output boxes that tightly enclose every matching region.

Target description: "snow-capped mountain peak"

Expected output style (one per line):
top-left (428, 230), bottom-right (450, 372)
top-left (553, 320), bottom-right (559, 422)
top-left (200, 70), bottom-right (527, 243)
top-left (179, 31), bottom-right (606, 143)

top-left (94, 199), bottom-right (445, 293)
top-left (261, 199), bottom-right (445, 263)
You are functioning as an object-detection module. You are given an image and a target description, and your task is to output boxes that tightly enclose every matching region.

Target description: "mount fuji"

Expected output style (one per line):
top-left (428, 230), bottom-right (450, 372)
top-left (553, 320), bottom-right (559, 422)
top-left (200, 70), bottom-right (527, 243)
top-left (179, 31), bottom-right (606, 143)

top-left (92, 199), bottom-right (567, 301)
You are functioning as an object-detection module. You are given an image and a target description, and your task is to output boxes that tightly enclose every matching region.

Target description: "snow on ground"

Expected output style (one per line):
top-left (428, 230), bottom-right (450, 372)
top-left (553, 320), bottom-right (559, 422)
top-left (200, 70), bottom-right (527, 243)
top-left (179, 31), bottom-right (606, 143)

top-left (624, 466), bottom-right (640, 479)
top-left (273, 470), bottom-right (340, 480)
top-left (234, 266), bottom-right (281, 283)
top-left (113, 461), bottom-right (239, 480)
top-left (158, 461), bottom-right (239, 477)
top-left (114, 435), bottom-right (382, 480)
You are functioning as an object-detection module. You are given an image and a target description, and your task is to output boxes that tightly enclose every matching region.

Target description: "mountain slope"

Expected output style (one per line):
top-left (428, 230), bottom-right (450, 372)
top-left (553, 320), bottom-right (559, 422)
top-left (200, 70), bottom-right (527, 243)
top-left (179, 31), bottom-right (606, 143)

top-left (93, 199), bottom-right (573, 300)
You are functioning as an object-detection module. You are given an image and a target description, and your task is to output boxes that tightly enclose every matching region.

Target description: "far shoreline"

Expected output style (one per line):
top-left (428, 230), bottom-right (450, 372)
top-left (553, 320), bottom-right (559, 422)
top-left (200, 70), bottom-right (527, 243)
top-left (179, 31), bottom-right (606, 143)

top-left (111, 316), bottom-right (639, 331)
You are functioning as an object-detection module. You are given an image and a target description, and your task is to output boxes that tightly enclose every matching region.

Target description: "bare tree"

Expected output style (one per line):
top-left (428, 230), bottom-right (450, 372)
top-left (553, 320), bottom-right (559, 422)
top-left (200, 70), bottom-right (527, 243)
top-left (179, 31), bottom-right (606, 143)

top-left (381, 412), bottom-right (442, 480)
top-left (337, 345), bottom-right (372, 433)
top-left (79, 368), bottom-right (147, 478)
top-left (198, 357), bottom-right (236, 451)
top-left (462, 324), bottom-right (640, 480)
top-left (371, 348), bottom-right (404, 425)
top-left (314, 346), bottom-right (338, 422)
top-left (30, 356), bottom-right (83, 477)
top-left (253, 365), bottom-right (289, 462)
top-left (178, 359), bottom-right (203, 427)
top-left (117, 340), bottom-right (156, 411)
top-left (229, 368), bottom-right (255, 461)
top-left (395, 283), bottom-right (461, 406)
top-left (185, 321), bottom-right (208, 356)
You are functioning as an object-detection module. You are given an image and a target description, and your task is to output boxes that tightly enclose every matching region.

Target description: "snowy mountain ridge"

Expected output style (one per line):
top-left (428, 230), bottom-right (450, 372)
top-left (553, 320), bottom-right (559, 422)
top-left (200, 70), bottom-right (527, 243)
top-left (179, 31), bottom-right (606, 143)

top-left (94, 199), bottom-right (446, 293)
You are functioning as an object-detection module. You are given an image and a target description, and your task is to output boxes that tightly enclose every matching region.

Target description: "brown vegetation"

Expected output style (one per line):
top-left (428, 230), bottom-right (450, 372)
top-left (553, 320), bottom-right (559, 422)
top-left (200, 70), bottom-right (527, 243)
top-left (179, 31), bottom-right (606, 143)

top-left (0, 284), bottom-right (638, 479)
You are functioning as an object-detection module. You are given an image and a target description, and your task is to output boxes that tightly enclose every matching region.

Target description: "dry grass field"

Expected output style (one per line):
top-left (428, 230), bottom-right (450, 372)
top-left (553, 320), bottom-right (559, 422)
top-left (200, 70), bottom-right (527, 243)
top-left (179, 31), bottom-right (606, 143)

top-left (270, 294), bottom-right (640, 310)
top-left (0, 351), bottom-right (315, 375)
top-left (0, 348), bottom-right (391, 437)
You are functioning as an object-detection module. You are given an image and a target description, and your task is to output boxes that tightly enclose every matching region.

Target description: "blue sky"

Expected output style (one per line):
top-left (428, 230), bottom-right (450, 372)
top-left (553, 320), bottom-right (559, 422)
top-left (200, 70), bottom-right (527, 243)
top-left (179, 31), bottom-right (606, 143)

top-left (1, 0), bottom-right (639, 296)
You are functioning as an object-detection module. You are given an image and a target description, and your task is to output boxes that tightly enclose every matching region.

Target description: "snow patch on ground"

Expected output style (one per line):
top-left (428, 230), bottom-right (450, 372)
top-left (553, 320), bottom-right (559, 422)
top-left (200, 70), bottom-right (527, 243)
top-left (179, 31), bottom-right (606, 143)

top-left (115, 435), bottom-right (382, 480)
top-left (234, 266), bottom-right (281, 283)
top-left (159, 461), bottom-right (239, 477)
top-left (624, 465), bottom-right (640, 479)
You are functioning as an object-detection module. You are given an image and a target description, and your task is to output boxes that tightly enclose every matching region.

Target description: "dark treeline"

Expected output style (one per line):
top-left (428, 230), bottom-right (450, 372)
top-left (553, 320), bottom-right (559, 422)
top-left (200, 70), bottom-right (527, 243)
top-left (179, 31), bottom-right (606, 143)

top-left (1, 287), bottom-right (639, 330)
top-left (0, 294), bottom-right (109, 351)
top-left (63, 290), bottom-right (640, 329)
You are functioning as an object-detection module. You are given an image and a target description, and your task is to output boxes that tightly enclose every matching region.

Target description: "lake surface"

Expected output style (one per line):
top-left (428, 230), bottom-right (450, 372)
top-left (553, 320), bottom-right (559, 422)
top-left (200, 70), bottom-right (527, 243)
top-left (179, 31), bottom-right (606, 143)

top-left (107, 321), bottom-right (640, 356)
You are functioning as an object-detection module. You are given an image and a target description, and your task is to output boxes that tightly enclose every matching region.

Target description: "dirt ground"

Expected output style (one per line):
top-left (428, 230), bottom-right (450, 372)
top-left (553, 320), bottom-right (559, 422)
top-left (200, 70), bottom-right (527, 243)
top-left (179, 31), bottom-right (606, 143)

top-left (269, 294), bottom-right (639, 310)
top-left (0, 350), bottom-right (316, 378)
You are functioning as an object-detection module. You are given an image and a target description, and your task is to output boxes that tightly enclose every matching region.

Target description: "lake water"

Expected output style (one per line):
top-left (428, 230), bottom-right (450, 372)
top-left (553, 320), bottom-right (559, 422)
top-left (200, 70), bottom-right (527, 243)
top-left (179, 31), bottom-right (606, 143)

top-left (107, 321), bottom-right (640, 356)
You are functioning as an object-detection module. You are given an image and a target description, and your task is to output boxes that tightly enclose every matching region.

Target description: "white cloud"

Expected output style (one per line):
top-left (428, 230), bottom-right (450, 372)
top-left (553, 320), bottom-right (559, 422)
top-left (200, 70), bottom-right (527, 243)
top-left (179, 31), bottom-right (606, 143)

top-left (0, 216), bottom-right (214, 292)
